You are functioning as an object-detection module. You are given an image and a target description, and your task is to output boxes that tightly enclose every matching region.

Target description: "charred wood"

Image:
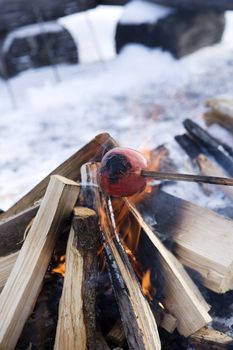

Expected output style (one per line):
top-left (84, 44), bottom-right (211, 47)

top-left (81, 162), bottom-right (161, 350)
top-left (183, 119), bottom-right (233, 176)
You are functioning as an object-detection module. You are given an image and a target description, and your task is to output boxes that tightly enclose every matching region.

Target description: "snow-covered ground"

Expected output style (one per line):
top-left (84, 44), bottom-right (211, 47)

top-left (0, 4), bottom-right (233, 212)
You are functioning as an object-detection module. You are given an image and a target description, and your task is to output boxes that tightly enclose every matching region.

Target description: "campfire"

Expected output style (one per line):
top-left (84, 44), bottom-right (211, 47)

top-left (1, 99), bottom-right (233, 350)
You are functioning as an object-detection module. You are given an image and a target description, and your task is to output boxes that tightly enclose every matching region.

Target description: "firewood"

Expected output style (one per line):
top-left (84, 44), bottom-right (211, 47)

top-left (183, 119), bottom-right (233, 176)
top-left (189, 326), bottom-right (233, 349)
top-left (96, 331), bottom-right (111, 350)
top-left (124, 199), bottom-right (212, 337)
top-left (160, 313), bottom-right (177, 334)
top-left (81, 162), bottom-right (161, 350)
top-left (196, 154), bottom-right (233, 199)
top-left (54, 207), bottom-right (100, 350)
top-left (0, 133), bottom-right (117, 220)
top-left (0, 175), bottom-right (80, 350)
top-left (0, 251), bottom-right (18, 290)
top-left (0, 202), bottom-right (39, 256)
top-left (204, 97), bottom-right (233, 134)
top-left (106, 320), bottom-right (125, 347)
top-left (137, 188), bottom-right (233, 293)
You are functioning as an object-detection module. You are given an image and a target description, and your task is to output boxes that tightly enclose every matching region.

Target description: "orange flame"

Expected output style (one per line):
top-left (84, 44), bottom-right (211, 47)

top-left (52, 255), bottom-right (66, 277)
top-left (141, 269), bottom-right (156, 301)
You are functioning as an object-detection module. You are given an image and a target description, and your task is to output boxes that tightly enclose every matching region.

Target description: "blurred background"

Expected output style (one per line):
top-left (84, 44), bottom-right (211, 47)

top-left (1, 0), bottom-right (233, 210)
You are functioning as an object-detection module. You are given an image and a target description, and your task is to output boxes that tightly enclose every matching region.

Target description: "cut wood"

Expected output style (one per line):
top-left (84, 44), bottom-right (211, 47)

top-left (0, 175), bottom-right (80, 350)
top-left (205, 97), bottom-right (233, 134)
top-left (0, 251), bottom-right (18, 290)
top-left (0, 133), bottom-right (117, 220)
top-left (0, 202), bottom-right (39, 256)
top-left (160, 313), bottom-right (177, 334)
top-left (196, 154), bottom-right (233, 199)
top-left (183, 119), bottom-right (233, 176)
top-left (55, 207), bottom-right (100, 350)
top-left (124, 198), bottom-right (212, 337)
top-left (137, 188), bottom-right (233, 293)
top-left (106, 320), bottom-right (126, 347)
top-left (189, 326), bottom-right (233, 349)
top-left (81, 162), bottom-right (161, 350)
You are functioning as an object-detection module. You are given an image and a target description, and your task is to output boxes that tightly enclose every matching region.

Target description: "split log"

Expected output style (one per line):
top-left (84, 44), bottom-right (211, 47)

top-left (175, 133), bottom-right (233, 198)
top-left (123, 199), bottom-right (212, 337)
top-left (160, 313), bottom-right (177, 334)
top-left (0, 202), bottom-right (39, 256)
top-left (196, 154), bottom-right (233, 199)
top-left (136, 188), bottom-right (233, 293)
top-left (81, 162), bottom-right (161, 350)
top-left (0, 175), bottom-right (80, 350)
top-left (0, 251), bottom-right (18, 290)
top-left (183, 119), bottom-right (233, 176)
top-left (189, 327), bottom-right (233, 349)
top-left (106, 320), bottom-right (126, 347)
top-left (54, 207), bottom-right (100, 350)
top-left (175, 133), bottom-right (203, 162)
top-left (204, 97), bottom-right (233, 134)
top-left (0, 133), bottom-right (117, 220)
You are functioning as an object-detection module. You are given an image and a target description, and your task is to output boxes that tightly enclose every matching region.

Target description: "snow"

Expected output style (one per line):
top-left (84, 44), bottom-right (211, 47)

top-left (120, 0), bottom-right (174, 24)
top-left (0, 5), bottom-right (233, 214)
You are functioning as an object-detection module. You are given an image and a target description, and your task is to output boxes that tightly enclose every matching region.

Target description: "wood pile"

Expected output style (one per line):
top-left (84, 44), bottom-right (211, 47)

top-left (0, 118), bottom-right (233, 349)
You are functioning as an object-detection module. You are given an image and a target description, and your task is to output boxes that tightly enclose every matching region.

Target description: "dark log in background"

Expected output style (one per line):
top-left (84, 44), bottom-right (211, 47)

top-left (116, 9), bottom-right (225, 58)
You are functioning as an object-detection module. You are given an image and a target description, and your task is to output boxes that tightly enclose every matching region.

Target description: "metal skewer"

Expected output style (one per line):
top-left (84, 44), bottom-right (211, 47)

top-left (141, 170), bottom-right (233, 186)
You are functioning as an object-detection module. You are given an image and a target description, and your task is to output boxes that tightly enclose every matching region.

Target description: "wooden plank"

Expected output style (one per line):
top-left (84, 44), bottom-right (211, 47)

top-left (54, 207), bottom-right (100, 350)
top-left (0, 175), bottom-right (80, 350)
top-left (137, 188), bottom-right (233, 293)
top-left (81, 163), bottom-right (161, 350)
top-left (0, 133), bottom-right (117, 220)
top-left (125, 198), bottom-right (212, 337)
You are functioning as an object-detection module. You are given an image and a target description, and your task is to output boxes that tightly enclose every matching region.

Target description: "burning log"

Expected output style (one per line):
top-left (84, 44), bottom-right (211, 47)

top-left (0, 175), bottom-right (80, 350)
top-left (124, 199), bottom-right (212, 337)
top-left (204, 97), bottom-right (233, 134)
top-left (183, 119), bottom-right (233, 176)
top-left (0, 133), bottom-right (118, 220)
top-left (189, 327), bottom-right (233, 349)
top-left (136, 188), bottom-right (233, 293)
top-left (54, 207), bottom-right (100, 350)
top-left (81, 162), bottom-right (161, 350)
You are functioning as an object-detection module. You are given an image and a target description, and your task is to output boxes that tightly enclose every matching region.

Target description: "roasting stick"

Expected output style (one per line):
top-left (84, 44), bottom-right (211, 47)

top-left (141, 170), bottom-right (233, 186)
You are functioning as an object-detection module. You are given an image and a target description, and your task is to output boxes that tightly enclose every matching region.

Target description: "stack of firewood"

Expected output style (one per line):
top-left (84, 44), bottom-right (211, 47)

top-left (0, 99), bottom-right (233, 350)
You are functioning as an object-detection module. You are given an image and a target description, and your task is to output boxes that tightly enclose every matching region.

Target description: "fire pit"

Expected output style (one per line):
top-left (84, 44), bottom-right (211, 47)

top-left (0, 101), bottom-right (233, 350)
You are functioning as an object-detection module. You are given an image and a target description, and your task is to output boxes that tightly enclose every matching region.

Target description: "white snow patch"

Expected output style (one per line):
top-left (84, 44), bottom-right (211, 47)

top-left (120, 0), bottom-right (174, 24)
